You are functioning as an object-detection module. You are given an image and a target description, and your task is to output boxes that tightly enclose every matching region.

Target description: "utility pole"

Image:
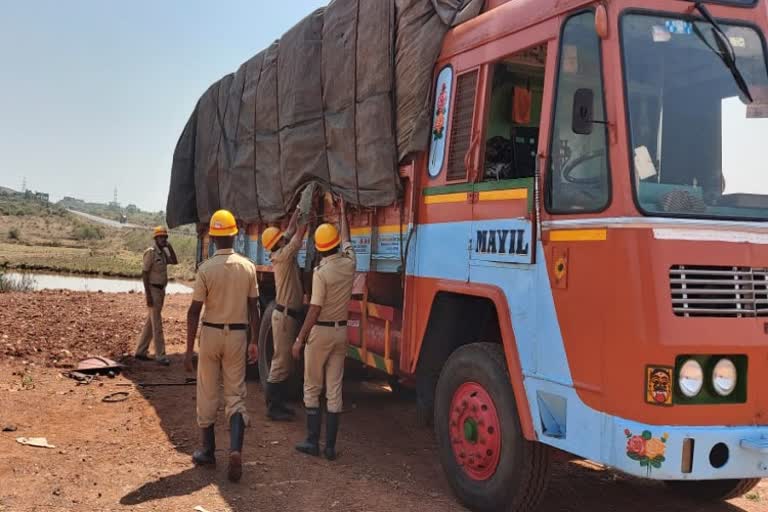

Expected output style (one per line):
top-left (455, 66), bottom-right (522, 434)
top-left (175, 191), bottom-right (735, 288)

top-left (21, 177), bottom-right (27, 193)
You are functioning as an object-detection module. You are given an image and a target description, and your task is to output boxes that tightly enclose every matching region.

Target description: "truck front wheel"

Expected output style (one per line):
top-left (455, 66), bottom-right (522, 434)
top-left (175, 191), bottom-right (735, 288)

top-left (666, 478), bottom-right (760, 501)
top-left (434, 342), bottom-right (550, 512)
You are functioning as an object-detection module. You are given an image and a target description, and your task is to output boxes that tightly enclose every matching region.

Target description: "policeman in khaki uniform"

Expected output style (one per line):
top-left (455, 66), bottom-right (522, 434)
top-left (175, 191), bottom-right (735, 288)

top-left (262, 207), bottom-right (307, 421)
top-left (185, 210), bottom-right (260, 483)
top-left (293, 198), bottom-right (355, 461)
top-left (134, 226), bottom-right (177, 366)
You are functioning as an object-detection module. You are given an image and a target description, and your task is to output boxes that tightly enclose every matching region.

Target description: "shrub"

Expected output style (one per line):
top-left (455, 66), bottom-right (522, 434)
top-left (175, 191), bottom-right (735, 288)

top-left (0, 271), bottom-right (36, 293)
top-left (72, 224), bottom-right (104, 241)
top-left (8, 227), bottom-right (20, 240)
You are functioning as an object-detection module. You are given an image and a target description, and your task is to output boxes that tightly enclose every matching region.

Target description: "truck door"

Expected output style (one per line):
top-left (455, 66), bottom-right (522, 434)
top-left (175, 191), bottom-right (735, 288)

top-left (416, 64), bottom-right (481, 284)
top-left (469, 43), bottom-right (552, 267)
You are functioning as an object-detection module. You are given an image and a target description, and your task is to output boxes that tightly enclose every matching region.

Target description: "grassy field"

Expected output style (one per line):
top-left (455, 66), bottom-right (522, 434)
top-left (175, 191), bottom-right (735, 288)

top-left (0, 211), bottom-right (197, 281)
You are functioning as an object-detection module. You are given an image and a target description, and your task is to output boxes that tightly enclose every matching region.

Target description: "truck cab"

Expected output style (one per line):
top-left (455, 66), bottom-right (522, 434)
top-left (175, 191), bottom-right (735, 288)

top-left (194, 1), bottom-right (768, 510)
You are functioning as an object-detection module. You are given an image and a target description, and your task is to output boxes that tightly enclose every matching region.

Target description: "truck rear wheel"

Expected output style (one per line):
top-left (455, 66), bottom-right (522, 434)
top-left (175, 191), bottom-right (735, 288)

top-left (435, 343), bottom-right (550, 512)
top-left (666, 478), bottom-right (760, 501)
top-left (258, 301), bottom-right (303, 401)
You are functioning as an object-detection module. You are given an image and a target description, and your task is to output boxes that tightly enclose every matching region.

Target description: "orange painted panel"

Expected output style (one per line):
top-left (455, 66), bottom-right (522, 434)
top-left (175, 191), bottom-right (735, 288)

top-left (549, 227), bottom-right (768, 426)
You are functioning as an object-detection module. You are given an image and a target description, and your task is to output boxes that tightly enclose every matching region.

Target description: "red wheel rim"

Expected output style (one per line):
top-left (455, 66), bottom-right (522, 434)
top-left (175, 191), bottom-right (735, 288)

top-left (449, 381), bottom-right (502, 481)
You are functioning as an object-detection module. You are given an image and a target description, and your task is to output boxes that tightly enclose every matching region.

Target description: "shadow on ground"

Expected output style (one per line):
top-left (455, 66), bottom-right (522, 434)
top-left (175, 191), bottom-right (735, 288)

top-left (115, 354), bottom-right (750, 512)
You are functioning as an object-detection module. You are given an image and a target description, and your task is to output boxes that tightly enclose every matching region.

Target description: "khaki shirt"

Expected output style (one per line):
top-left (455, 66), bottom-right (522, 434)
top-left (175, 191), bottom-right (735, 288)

top-left (310, 242), bottom-right (356, 322)
top-left (143, 246), bottom-right (169, 286)
top-left (192, 249), bottom-right (259, 324)
top-left (270, 231), bottom-right (304, 310)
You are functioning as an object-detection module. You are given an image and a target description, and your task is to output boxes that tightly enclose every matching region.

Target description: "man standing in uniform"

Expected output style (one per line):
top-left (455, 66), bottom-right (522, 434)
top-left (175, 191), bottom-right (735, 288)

top-left (262, 207), bottom-right (307, 421)
top-left (134, 226), bottom-right (177, 366)
top-left (185, 209), bottom-right (260, 483)
top-left (293, 198), bottom-right (355, 461)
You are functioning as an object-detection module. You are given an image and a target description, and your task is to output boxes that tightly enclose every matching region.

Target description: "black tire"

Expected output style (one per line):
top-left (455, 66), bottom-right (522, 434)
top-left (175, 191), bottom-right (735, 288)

top-left (257, 301), bottom-right (303, 401)
top-left (435, 343), bottom-right (551, 512)
top-left (666, 478), bottom-right (761, 501)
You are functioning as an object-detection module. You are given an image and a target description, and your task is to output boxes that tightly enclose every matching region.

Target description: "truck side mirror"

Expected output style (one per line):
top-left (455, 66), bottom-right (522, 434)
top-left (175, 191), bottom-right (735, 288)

top-left (572, 88), bottom-right (595, 135)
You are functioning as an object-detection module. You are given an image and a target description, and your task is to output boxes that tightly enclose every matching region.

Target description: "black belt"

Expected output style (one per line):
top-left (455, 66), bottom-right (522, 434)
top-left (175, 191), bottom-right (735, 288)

top-left (316, 320), bottom-right (347, 328)
top-left (151, 283), bottom-right (166, 290)
top-left (202, 322), bottom-right (248, 330)
top-left (275, 304), bottom-right (301, 319)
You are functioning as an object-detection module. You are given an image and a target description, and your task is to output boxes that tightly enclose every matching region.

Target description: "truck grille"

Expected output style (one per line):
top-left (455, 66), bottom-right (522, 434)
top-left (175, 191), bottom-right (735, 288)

top-left (670, 265), bottom-right (768, 317)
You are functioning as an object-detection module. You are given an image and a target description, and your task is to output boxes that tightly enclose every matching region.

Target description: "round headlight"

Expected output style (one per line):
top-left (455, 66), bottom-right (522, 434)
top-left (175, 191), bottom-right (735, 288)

top-left (679, 359), bottom-right (704, 397)
top-left (712, 358), bottom-right (738, 396)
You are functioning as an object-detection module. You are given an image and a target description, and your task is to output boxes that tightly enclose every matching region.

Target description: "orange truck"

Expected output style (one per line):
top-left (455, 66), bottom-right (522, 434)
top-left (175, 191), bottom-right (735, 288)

top-left (193, 0), bottom-right (768, 510)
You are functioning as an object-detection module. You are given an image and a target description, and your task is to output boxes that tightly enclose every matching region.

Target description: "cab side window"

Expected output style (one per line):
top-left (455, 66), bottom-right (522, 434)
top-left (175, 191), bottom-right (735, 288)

top-left (547, 12), bottom-right (610, 212)
top-left (481, 45), bottom-right (547, 182)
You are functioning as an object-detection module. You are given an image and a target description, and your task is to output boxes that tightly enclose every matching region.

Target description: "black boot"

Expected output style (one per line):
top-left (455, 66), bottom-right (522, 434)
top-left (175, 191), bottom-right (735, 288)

top-left (192, 425), bottom-right (216, 466)
top-left (228, 413), bottom-right (245, 482)
top-left (295, 407), bottom-right (321, 456)
top-left (266, 382), bottom-right (294, 421)
top-left (324, 412), bottom-right (340, 461)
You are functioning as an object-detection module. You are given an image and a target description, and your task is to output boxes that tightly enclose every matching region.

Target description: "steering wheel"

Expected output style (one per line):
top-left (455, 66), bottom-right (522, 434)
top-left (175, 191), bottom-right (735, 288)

top-left (562, 149), bottom-right (606, 184)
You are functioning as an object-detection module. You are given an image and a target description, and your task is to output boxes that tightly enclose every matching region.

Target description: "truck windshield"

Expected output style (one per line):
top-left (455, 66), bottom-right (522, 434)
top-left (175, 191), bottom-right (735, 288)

top-left (622, 14), bottom-right (768, 220)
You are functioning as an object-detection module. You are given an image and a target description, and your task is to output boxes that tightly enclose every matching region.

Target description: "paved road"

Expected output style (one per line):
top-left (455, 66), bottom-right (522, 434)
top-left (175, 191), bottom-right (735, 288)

top-left (67, 209), bottom-right (144, 229)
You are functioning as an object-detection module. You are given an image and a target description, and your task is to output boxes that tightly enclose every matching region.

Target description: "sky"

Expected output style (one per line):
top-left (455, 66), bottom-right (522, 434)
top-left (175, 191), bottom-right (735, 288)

top-left (0, 0), bottom-right (327, 211)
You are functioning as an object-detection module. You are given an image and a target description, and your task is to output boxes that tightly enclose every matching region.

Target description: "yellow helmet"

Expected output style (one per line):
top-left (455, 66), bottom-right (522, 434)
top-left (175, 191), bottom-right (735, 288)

top-left (315, 223), bottom-right (340, 251)
top-left (209, 209), bottom-right (238, 237)
top-left (153, 226), bottom-right (168, 238)
top-left (261, 227), bottom-right (282, 251)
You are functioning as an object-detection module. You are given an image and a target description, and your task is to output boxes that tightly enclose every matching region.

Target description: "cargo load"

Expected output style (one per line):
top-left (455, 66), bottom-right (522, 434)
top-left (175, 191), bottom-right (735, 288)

top-left (166, 0), bottom-right (482, 228)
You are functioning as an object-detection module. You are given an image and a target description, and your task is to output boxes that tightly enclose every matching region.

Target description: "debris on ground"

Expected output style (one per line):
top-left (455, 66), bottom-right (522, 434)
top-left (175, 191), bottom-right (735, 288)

top-left (101, 392), bottom-right (129, 403)
top-left (137, 377), bottom-right (196, 388)
top-left (2, 424), bottom-right (17, 432)
top-left (16, 437), bottom-right (55, 449)
top-left (65, 371), bottom-right (94, 385)
top-left (193, 506), bottom-right (211, 512)
top-left (76, 356), bottom-right (123, 377)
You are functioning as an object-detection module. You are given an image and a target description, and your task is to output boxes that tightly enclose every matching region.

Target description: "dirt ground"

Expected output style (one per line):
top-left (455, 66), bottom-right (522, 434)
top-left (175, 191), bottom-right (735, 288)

top-left (1, 292), bottom-right (768, 512)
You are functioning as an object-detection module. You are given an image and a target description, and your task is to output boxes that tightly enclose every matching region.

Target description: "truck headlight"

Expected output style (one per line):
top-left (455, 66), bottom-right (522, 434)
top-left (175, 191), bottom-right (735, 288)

top-left (712, 358), bottom-right (738, 396)
top-left (679, 359), bottom-right (704, 397)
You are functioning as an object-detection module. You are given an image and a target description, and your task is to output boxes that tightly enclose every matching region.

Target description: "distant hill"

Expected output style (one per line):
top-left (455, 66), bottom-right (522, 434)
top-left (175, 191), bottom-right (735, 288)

top-left (0, 185), bottom-right (19, 195)
top-left (57, 196), bottom-right (166, 228)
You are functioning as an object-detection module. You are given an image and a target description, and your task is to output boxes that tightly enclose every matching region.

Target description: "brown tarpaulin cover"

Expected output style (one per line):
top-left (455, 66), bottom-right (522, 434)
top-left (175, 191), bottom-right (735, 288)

top-left (166, 0), bottom-right (482, 228)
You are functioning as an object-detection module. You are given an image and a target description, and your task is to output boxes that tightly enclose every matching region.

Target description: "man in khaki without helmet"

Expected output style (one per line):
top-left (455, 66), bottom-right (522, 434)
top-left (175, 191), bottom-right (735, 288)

top-left (134, 226), bottom-right (177, 366)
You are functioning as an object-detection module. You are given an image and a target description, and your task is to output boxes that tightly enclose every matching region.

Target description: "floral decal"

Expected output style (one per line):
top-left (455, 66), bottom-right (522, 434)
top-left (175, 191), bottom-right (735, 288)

top-left (432, 83), bottom-right (448, 140)
top-left (625, 429), bottom-right (668, 475)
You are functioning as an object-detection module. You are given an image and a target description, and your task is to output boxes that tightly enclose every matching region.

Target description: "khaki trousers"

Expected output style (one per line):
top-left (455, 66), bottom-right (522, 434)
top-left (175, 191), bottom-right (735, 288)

top-left (268, 309), bottom-right (298, 383)
top-left (303, 325), bottom-right (346, 413)
top-left (196, 325), bottom-right (249, 428)
top-left (134, 287), bottom-right (166, 358)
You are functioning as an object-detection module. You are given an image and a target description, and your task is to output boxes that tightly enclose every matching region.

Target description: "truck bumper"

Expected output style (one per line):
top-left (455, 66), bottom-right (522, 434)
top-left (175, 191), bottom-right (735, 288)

top-left (610, 420), bottom-right (768, 480)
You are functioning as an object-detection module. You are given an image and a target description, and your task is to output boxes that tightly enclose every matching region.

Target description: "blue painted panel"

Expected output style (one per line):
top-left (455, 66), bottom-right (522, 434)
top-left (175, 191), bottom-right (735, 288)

top-left (469, 218), bottom-right (534, 265)
top-left (409, 221), bottom-right (470, 282)
top-left (410, 219), bottom-right (768, 479)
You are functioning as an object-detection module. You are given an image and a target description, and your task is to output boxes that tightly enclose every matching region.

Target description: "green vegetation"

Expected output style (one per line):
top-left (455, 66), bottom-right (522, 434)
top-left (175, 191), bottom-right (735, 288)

top-left (71, 223), bottom-right (104, 241)
top-left (0, 192), bottom-right (66, 217)
top-left (0, 193), bottom-right (197, 281)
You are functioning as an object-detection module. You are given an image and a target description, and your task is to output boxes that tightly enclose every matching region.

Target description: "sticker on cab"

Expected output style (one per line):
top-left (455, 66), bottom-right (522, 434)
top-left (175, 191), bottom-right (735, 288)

top-left (646, 366), bottom-right (674, 406)
top-left (664, 20), bottom-right (692, 35)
